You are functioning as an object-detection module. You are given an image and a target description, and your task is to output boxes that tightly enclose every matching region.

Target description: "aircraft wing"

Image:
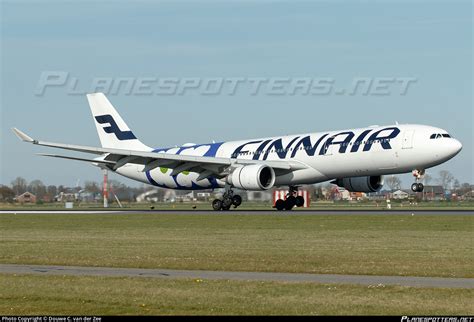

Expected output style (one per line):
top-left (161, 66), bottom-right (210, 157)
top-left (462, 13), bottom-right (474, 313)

top-left (12, 128), bottom-right (307, 178)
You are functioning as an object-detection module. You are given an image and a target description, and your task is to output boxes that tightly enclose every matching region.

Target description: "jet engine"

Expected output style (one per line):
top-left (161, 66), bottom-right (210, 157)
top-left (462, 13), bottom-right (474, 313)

top-left (227, 164), bottom-right (275, 191)
top-left (332, 175), bottom-right (384, 193)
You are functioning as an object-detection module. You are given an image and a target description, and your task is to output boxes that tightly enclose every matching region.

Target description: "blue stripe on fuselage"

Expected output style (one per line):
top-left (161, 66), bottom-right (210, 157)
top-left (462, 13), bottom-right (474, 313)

top-left (145, 142), bottom-right (223, 190)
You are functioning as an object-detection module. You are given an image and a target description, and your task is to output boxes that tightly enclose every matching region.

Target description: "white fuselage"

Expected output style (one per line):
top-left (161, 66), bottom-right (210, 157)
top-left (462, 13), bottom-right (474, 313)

top-left (116, 124), bottom-right (462, 190)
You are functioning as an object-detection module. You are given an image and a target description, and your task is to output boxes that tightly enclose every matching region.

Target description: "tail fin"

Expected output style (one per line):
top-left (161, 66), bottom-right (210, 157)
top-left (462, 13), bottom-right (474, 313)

top-left (87, 93), bottom-right (151, 151)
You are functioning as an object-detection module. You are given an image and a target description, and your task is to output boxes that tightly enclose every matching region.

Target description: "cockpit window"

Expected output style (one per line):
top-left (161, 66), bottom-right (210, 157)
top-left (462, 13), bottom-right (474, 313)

top-left (430, 133), bottom-right (452, 139)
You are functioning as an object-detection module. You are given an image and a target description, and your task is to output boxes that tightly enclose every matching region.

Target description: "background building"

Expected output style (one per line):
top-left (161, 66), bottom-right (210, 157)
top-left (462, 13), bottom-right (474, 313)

top-left (15, 192), bottom-right (37, 204)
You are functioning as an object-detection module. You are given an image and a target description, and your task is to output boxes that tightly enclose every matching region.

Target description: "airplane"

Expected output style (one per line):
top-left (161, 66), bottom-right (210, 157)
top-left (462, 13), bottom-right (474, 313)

top-left (12, 93), bottom-right (462, 211)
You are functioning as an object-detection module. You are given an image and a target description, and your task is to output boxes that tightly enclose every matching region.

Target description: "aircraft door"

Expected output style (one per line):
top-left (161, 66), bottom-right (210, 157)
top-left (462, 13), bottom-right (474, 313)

top-left (402, 129), bottom-right (415, 149)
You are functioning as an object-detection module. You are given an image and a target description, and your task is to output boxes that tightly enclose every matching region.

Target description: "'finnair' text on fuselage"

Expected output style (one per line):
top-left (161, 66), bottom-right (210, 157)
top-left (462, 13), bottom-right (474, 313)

top-left (230, 127), bottom-right (400, 160)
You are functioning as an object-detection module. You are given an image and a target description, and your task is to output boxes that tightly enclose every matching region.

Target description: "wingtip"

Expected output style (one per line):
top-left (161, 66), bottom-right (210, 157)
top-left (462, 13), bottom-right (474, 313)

top-left (11, 128), bottom-right (35, 143)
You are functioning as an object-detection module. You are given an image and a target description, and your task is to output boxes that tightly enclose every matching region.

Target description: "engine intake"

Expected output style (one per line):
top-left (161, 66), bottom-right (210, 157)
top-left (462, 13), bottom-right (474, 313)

top-left (227, 164), bottom-right (275, 191)
top-left (332, 175), bottom-right (384, 193)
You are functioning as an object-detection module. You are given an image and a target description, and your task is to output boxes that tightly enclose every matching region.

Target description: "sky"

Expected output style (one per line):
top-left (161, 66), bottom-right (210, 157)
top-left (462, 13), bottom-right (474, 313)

top-left (1, 0), bottom-right (472, 188)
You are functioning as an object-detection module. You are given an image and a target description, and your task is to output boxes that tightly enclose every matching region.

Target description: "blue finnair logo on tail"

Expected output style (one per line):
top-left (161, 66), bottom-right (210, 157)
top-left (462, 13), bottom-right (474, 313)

top-left (95, 114), bottom-right (137, 140)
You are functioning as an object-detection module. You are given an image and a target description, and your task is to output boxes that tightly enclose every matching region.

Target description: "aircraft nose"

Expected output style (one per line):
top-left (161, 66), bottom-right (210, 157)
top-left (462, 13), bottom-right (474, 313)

top-left (443, 138), bottom-right (462, 158)
top-left (451, 139), bottom-right (463, 155)
top-left (433, 138), bottom-right (462, 162)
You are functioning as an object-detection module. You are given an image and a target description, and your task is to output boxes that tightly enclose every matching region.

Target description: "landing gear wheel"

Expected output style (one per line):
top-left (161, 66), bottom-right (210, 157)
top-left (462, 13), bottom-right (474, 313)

top-left (275, 199), bottom-right (285, 211)
top-left (411, 169), bottom-right (426, 193)
top-left (222, 197), bottom-right (233, 209)
top-left (232, 195), bottom-right (242, 208)
top-left (417, 183), bottom-right (424, 192)
top-left (295, 196), bottom-right (305, 207)
top-left (411, 183), bottom-right (424, 192)
top-left (212, 199), bottom-right (222, 211)
top-left (285, 196), bottom-right (296, 210)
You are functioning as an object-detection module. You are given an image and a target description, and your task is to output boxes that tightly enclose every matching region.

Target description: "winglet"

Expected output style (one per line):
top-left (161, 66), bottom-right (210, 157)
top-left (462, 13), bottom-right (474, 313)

top-left (12, 128), bottom-right (36, 143)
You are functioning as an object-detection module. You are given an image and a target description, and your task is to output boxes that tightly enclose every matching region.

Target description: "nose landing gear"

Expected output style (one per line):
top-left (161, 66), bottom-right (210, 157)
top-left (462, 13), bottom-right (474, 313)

top-left (411, 169), bottom-right (425, 192)
top-left (411, 182), bottom-right (424, 193)
top-left (275, 186), bottom-right (305, 211)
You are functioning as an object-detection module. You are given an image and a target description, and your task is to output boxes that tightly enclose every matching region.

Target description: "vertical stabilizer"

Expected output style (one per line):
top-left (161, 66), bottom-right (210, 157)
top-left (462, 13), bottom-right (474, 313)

top-left (87, 93), bottom-right (151, 151)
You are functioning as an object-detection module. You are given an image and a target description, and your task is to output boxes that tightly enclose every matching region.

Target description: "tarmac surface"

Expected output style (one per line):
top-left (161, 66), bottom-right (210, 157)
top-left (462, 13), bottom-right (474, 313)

top-left (0, 209), bottom-right (472, 215)
top-left (0, 264), bottom-right (472, 288)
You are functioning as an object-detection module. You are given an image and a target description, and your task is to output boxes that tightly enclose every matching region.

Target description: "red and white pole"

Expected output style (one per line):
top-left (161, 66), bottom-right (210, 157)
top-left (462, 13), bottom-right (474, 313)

top-left (103, 169), bottom-right (108, 208)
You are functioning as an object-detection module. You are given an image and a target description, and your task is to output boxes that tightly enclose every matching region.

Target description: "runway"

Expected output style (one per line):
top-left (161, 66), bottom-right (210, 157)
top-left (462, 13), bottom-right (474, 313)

top-left (0, 209), bottom-right (472, 215)
top-left (0, 264), bottom-right (472, 288)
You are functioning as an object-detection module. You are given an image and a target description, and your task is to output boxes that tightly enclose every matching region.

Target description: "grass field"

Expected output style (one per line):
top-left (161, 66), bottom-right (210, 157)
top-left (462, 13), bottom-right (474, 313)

top-left (0, 213), bottom-right (472, 277)
top-left (1, 274), bottom-right (472, 315)
top-left (1, 212), bottom-right (472, 315)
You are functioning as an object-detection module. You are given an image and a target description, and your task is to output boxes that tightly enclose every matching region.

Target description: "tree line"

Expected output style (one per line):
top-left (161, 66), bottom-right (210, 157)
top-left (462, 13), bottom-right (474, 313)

top-left (0, 177), bottom-right (153, 203)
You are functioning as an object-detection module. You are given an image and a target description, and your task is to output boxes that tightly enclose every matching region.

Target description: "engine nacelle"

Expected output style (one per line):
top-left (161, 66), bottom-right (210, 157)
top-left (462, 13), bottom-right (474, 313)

top-left (333, 175), bottom-right (384, 193)
top-left (227, 164), bottom-right (275, 191)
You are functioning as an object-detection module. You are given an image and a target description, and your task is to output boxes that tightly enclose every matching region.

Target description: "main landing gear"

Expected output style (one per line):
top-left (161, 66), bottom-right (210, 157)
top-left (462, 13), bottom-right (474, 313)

top-left (212, 188), bottom-right (242, 211)
top-left (411, 169), bottom-right (425, 192)
top-left (275, 186), bottom-right (305, 211)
